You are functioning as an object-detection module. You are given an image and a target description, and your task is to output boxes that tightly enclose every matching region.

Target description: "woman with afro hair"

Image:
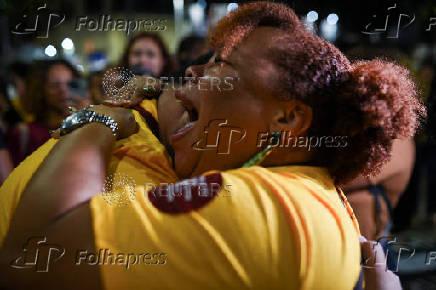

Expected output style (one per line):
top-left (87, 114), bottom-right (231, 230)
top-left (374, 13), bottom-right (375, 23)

top-left (0, 2), bottom-right (424, 290)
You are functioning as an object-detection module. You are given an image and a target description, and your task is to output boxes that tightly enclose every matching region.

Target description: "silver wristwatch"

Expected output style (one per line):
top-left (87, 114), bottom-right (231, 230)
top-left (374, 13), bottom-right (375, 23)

top-left (60, 109), bottom-right (119, 137)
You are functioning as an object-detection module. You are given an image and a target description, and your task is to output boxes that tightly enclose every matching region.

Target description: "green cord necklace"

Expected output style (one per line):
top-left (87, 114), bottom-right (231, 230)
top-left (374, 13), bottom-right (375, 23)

top-left (242, 132), bottom-right (281, 168)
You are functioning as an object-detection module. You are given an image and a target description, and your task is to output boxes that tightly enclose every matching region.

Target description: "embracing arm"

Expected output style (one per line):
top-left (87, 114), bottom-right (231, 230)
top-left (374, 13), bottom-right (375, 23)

top-left (343, 139), bottom-right (415, 206)
top-left (0, 106), bottom-right (137, 290)
top-left (0, 149), bottom-right (13, 186)
top-left (9, 122), bottom-right (115, 232)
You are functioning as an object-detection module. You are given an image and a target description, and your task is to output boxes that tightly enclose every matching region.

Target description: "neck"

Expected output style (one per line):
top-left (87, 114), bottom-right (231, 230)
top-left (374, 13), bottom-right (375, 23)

top-left (260, 147), bottom-right (315, 168)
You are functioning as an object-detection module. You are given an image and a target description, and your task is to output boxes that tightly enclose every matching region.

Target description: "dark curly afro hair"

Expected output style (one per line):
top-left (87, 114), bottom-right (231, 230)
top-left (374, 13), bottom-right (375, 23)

top-left (209, 2), bottom-right (426, 184)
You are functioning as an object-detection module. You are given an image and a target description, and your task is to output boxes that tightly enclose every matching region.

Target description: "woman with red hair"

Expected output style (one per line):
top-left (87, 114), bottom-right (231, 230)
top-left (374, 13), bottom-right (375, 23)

top-left (0, 2), bottom-right (424, 289)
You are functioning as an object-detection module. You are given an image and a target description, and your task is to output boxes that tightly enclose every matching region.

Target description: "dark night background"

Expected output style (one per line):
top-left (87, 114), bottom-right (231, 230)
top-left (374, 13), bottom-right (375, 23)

top-left (1, 0), bottom-right (436, 289)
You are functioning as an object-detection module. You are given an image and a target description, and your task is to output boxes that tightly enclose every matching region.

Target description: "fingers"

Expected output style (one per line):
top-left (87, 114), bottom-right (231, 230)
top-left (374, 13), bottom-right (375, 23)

top-left (140, 76), bottom-right (161, 97)
top-left (360, 236), bottom-right (386, 269)
top-left (67, 106), bottom-right (78, 113)
top-left (126, 76), bottom-right (161, 105)
top-left (49, 128), bottom-right (61, 139)
top-left (360, 236), bottom-right (403, 290)
top-left (102, 99), bottom-right (129, 107)
top-left (102, 75), bottom-right (161, 108)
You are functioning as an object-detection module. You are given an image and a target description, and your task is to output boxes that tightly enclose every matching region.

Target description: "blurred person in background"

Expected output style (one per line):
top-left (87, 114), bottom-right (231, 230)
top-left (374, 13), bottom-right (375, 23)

top-left (427, 68), bottom-right (436, 218)
top-left (0, 2), bottom-right (423, 289)
top-left (176, 34), bottom-right (210, 70)
top-left (0, 139), bottom-right (13, 186)
top-left (88, 68), bottom-right (111, 105)
top-left (5, 62), bottom-right (29, 125)
top-left (344, 47), bottom-right (422, 240)
top-left (119, 31), bottom-right (172, 77)
top-left (7, 59), bottom-right (86, 166)
top-left (343, 139), bottom-right (415, 241)
top-left (0, 79), bottom-right (14, 185)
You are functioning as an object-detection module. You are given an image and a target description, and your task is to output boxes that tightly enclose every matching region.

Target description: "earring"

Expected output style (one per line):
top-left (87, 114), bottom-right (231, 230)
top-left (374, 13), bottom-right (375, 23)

top-left (242, 132), bottom-right (280, 168)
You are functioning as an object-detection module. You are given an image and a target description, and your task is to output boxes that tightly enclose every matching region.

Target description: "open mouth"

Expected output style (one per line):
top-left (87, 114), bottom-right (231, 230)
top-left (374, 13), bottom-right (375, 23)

top-left (169, 91), bottom-right (199, 143)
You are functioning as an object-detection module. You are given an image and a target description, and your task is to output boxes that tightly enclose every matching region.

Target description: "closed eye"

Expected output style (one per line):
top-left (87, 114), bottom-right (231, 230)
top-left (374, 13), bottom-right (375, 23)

top-left (214, 55), bottom-right (232, 67)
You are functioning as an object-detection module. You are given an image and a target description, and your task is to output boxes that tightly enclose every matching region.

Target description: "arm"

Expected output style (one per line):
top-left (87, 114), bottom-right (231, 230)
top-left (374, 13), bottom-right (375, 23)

top-left (6, 122), bottom-right (115, 233)
top-left (360, 236), bottom-right (402, 290)
top-left (344, 139), bottom-right (415, 239)
top-left (0, 127), bottom-right (13, 185)
top-left (0, 106), bottom-right (137, 289)
top-left (344, 139), bottom-right (415, 206)
top-left (0, 149), bottom-right (13, 186)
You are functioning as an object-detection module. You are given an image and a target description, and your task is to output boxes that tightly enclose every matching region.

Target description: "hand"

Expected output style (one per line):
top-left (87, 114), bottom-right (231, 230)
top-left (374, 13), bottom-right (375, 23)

top-left (51, 105), bottom-right (138, 140)
top-left (360, 236), bottom-right (402, 290)
top-left (103, 75), bottom-right (161, 108)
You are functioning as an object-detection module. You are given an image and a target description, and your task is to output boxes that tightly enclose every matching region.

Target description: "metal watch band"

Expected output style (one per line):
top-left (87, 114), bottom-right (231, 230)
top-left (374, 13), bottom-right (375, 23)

top-left (60, 110), bottom-right (119, 137)
top-left (88, 111), bottom-right (119, 137)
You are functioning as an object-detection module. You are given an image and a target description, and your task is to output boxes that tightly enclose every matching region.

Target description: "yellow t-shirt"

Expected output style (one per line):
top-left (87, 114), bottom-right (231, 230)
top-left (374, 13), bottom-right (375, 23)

top-left (0, 100), bottom-right (177, 243)
top-left (90, 165), bottom-right (361, 290)
top-left (0, 99), bottom-right (361, 289)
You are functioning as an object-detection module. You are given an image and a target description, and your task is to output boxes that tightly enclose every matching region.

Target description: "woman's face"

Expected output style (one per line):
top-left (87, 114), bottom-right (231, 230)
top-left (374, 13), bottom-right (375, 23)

top-left (158, 27), bottom-right (305, 179)
top-left (128, 38), bottom-right (164, 77)
top-left (44, 64), bottom-right (73, 113)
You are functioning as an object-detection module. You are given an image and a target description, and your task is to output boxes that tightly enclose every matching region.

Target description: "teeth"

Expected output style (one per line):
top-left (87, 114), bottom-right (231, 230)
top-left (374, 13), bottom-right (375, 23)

top-left (181, 110), bottom-right (190, 124)
top-left (175, 110), bottom-right (196, 134)
top-left (176, 121), bottom-right (194, 134)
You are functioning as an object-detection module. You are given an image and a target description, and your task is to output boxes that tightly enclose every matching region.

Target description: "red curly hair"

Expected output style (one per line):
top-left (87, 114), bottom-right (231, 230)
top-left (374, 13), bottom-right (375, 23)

top-left (209, 2), bottom-right (426, 184)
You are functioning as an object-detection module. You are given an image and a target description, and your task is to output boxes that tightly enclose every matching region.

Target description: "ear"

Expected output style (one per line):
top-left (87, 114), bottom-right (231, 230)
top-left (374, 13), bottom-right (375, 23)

top-left (269, 100), bottom-right (312, 136)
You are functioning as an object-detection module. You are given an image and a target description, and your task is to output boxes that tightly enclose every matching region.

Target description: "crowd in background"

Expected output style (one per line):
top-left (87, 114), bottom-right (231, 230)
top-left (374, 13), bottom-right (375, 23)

top-left (0, 30), bottom-right (436, 275)
top-left (0, 32), bottom-right (209, 183)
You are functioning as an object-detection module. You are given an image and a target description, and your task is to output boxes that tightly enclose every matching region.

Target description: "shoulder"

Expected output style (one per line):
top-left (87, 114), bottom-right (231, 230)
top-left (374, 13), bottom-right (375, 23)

top-left (139, 99), bottom-right (158, 120)
top-left (146, 166), bottom-right (315, 214)
top-left (0, 138), bottom-right (58, 244)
